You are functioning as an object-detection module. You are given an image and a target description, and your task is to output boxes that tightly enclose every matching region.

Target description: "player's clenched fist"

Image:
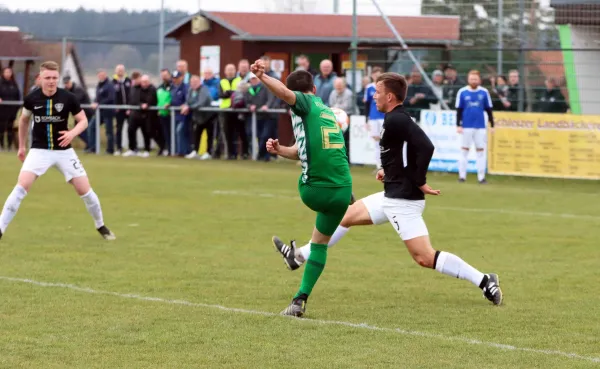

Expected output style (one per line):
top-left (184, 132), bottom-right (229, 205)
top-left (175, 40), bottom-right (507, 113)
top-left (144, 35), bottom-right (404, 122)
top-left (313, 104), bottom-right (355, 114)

top-left (250, 60), bottom-right (265, 78)
top-left (266, 138), bottom-right (280, 154)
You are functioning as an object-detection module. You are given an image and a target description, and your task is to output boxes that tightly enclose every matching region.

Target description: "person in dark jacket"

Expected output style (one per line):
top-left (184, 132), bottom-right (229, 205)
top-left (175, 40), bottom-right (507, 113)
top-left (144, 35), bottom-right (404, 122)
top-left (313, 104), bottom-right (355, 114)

top-left (506, 69), bottom-right (528, 112)
top-left (537, 78), bottom-right (569, 113)
top-left (442, 64), bottom-right (465, 110)
top-left (0, 67), bottom-right (21, 151)
top-left (183, 75), bottom-right (213, 159)
top-left (112, 64), bottom-right (132, 155)
top-left (489, 75), bottom-right (510, 111)
top-left (63, 75), bottom-right (92, 147)
top-left (124, 75), bottom-right (157, 157)
top-left (170, 70), bottom-right (190, 156)
top-left (405, 70), bottom-right (438, 121)
top-left (88, 69), bottom-right (116, 154)
top-left (244, 73), bottom-right (280, 161)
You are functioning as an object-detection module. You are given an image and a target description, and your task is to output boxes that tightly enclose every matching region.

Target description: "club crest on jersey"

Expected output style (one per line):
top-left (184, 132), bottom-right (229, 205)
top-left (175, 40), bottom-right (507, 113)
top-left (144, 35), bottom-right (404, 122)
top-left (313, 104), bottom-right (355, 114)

top-left (55, 103), bottom-right (64, 112)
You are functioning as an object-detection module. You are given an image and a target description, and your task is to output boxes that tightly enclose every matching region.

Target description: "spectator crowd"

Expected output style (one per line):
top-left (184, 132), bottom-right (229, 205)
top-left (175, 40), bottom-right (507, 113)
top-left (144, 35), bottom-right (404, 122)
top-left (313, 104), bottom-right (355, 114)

top-left (0, 57), bottom-right (572, 156)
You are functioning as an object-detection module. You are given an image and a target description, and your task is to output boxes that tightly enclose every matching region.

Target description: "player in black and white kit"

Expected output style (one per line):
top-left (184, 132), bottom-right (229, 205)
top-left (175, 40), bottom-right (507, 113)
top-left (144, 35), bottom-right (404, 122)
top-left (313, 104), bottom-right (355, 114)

top-left (0, 61), bottom-right (115, 241)
top-left (274, 73), bottom-right (503, 305)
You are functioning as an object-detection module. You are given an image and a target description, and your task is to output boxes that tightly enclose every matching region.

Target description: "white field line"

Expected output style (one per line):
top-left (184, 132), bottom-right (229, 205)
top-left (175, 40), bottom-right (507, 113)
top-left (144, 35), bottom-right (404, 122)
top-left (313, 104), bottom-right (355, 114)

top-left (211, 190), bottom-right (600, 221)
top-left (1, 276), bottom-right (598, 364)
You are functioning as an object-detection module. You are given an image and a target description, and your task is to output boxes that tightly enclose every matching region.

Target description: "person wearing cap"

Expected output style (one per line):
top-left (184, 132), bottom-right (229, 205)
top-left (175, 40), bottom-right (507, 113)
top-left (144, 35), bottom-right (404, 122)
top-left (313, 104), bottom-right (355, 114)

top-left (63, 75), bottom-right (92, 147)
top-left (170, 70), bottom-right (190, 156)
top-left (443, 64), bottom-right (465, 110)
top-left (244, 72), bottom-right (279, 161)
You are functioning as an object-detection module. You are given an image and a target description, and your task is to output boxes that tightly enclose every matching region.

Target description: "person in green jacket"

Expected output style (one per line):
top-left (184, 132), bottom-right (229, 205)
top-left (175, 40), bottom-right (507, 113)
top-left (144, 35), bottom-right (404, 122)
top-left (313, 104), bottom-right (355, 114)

top-left (156, 69), bottom-right (173, 156)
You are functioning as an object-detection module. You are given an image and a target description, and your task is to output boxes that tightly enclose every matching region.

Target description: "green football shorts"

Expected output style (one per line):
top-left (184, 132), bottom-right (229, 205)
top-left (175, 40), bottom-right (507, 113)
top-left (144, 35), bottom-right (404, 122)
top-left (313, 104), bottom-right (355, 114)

top-left (298, 183), bottom-right (353, 236)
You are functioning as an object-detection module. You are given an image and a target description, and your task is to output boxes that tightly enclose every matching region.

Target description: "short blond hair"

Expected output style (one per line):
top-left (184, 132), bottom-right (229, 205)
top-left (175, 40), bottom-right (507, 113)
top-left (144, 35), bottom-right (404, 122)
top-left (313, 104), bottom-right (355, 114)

top-left (40, 61), bottom-right (59, 72)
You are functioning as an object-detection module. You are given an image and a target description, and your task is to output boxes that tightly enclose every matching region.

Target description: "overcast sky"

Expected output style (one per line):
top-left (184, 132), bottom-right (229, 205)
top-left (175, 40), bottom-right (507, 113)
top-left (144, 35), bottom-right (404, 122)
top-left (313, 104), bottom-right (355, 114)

top-left (3, 0), bottom-right (423, 16)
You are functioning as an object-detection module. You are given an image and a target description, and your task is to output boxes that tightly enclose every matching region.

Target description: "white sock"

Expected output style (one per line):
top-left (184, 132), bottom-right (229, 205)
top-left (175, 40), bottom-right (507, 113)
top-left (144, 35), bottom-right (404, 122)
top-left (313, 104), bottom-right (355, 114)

top-left (296, 226), bottom-right (350, 261)
top-left (0, 185), bottom-right (27, 233)
top-left (476, 150), bottom-right (486, 181)
top-left (81, 189), bottom-right (105, 229)
top-left (434, 251), bottom-right (485, 288)
top-left (459, 149), bottom-right (468, 180)
top-left (374, 140), bottom-right (381, 169)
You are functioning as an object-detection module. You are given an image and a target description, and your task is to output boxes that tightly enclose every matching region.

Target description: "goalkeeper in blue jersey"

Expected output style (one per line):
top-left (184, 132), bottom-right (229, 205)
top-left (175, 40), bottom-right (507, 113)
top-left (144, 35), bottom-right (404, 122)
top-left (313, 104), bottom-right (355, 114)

top-left (455, 70), bottom-right (494, 184)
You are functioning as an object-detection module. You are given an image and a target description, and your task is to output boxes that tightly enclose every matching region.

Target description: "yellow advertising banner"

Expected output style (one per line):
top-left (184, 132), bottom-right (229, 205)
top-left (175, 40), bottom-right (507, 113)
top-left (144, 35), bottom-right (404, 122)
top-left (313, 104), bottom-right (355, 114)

top-left (488, 112), bottom-right (600, 179)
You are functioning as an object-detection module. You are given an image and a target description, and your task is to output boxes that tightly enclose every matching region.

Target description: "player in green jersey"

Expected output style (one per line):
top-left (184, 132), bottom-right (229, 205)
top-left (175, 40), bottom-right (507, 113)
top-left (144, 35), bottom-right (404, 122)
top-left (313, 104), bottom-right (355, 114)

top-left (251, 59), bottom-right (353, 317)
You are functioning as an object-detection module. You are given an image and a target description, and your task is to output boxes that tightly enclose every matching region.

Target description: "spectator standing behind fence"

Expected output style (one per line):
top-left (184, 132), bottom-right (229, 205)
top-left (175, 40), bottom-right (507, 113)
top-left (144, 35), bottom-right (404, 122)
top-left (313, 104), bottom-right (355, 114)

top-left (230, 80), bottom-right (250, 159)
top-left (219, 64), bottom-right (241, 160)
top-left (489, 75), bottom-right (510, 111)
top-left (63, 75), bottom-right (91, 147)
top-left (364, 67), bottom-right (385, 169)
top-left (506, 70), bottom-right (528, 112)
top-left (314, 60), bottom-right (337, 106)
top-left (244, 72), bottom-right (279, 161)
top-left (442, 65), bottom-right (464, 110)
top-left (201, 68), bottom-right (220, 159)
top-left (295, 54), bottom-right (318, 77)
top-left (329, 77), bottom-right (355, 162)
top-left (124, 75), bottom-right (156, 158)
top-left (405, 70), bottom-right (437, 122)
top-left (112, 64), bottom-right (132, 156)
top-left (88, 69), bottom-right (116, 154)
top-left (260, 55), bottom-right (278, 78)
top-left (0, 67), bottom-right (21, 151)
top-left (176, 60), bottom-right (191, 85)
top-left (183, 75), bottom-right (213, 160)
top-left (237, 59), bottom-right (251, 83)
top-left (170, 70), bottom-right (190, 156)
top-left (356, 76), bottom-right (370, 116)
top-left (156, 69), bottom-right (172, 156)
top-left (536, 78), bottom-right (569, 114)
top-left (429, 70), bottom-right (445, 110)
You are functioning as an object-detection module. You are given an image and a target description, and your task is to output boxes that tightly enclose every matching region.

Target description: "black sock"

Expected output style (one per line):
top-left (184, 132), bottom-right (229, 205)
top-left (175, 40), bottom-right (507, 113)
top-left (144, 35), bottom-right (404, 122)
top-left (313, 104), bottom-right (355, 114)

top-left (295, 293), bottom-right (308, 302)
top-left (479, 274), bottom-right (489, 289)
top-left (433, 250), bottom-right (441, 270)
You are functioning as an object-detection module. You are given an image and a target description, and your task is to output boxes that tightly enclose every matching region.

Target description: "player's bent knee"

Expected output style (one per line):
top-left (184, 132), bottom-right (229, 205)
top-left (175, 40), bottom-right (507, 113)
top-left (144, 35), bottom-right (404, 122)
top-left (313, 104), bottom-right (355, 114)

top-left (403, 235), bottom-right (436, 269)
top-left (340, 200), bottom-right (374, 228)
top-left (70, 176), bottom-right (91, 196)
top-left (17, 171), bottom-right (37, 192)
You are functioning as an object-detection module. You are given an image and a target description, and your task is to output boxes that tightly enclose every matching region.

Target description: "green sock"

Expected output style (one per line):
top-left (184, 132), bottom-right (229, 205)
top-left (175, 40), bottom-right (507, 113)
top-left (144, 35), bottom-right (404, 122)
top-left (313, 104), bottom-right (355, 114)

top-left (294, 243), bottom-right (328, 299)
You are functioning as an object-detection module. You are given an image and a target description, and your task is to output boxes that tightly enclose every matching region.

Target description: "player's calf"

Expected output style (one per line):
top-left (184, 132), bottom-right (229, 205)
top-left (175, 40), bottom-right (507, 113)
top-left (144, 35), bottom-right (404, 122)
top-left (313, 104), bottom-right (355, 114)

top-left (0, 183), bottom-right (29, 236)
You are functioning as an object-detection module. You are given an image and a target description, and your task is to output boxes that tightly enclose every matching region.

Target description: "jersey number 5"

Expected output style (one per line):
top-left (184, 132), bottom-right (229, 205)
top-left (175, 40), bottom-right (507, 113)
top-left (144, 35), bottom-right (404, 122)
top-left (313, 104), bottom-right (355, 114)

top-left (321, 126), bottom-right (344, 150)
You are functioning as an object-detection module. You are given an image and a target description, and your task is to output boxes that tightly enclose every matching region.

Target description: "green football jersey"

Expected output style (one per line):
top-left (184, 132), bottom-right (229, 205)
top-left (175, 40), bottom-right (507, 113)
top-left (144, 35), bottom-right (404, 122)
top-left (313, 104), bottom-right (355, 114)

top-left (290, 91), bottom-right (352, 188)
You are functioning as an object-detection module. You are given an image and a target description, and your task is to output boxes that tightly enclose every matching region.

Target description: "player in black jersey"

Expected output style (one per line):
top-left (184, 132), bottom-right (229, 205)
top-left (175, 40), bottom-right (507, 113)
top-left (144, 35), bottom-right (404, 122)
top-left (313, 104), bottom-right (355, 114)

top-left (0, 61), bottom-right (115, 241)
top-left (273, 72), bottom-right (503, 306)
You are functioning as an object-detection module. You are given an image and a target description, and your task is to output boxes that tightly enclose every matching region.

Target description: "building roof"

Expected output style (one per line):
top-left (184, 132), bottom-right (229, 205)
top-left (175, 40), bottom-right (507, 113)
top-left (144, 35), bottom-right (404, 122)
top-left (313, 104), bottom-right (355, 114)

top-left (0, 29), bottom-right (38, 60)
top-left (27, 41), bottom-right (87, 90)
top-left (166, 11), bottom-right (460, 45)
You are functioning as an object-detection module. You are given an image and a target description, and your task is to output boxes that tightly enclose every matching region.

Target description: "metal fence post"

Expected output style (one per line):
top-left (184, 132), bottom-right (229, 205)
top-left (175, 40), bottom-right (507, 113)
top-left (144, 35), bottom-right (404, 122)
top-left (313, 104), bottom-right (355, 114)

top-left (95, 108), bottom-right (101, 155)
top-left (170, 108), bottom-right (176, 156)
top-left (251, 111), bottom-right (258, 161)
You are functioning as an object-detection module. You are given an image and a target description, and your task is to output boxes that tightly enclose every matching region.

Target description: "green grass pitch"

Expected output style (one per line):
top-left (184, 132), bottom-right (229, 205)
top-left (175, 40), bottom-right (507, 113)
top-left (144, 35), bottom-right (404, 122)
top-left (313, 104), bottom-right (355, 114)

top-left (0, 153), bottom-right (598, 368)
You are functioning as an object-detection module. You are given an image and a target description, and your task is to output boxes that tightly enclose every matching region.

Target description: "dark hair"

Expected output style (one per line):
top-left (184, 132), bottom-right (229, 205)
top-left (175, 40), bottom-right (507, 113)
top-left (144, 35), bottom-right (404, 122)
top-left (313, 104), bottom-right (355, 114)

top-left (160, 68), bottom-right (171, 74)
top-left (496, 75), bottom-right (507, 84)
top-left (376, 72), bottom-right (408, 103)
top-left (371, 66), bottom-right (383, 74)
top-left (286, 70), bottom-right (314, 93)
top-left (131, 71), bottom-right (141, 80)
top-left (1, 67), bottom-right (15, 83)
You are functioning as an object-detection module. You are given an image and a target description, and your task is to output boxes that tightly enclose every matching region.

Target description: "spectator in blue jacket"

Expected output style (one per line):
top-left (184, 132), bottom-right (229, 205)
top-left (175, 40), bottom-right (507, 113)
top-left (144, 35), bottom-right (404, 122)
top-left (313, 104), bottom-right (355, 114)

top-left (170, 70), bottom-right (190, 156)
top-left (202, 68), bottom-right (220, 101)
top-left (88, 69), bottom-right (116, 154)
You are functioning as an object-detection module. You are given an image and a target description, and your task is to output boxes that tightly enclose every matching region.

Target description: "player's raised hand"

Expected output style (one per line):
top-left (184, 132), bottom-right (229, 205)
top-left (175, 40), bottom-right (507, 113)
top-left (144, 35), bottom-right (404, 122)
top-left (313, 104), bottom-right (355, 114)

top-left (376, 169), bottom-right (385, 182)
top-left (419, 184), bottom-right (441, 196)
top-left (58, 130), bottom-right (76, 147)
top-left (266, 138), bottom-right (280, 154)
top-left (17, 148), bottom-right (26, 162)
top-left (251, 59), bottom-right (265, 78)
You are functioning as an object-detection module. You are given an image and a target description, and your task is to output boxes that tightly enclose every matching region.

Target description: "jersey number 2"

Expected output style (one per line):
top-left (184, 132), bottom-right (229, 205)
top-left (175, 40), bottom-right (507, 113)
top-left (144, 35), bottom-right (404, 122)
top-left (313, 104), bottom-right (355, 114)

top-left (321, 126), bottom-right (344, 149)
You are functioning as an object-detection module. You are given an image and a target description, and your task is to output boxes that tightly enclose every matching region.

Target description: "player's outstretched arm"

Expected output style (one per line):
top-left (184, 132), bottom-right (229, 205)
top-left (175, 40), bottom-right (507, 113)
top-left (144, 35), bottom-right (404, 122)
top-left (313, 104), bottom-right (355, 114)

top-left (251, 60), bottom-right (296, 106)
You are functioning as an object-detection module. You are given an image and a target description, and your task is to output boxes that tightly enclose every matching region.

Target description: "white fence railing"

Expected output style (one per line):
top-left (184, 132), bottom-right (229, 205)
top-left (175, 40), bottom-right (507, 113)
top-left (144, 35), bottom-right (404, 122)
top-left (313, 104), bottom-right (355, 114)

top-left (0, 101), bottom-right (288, 160)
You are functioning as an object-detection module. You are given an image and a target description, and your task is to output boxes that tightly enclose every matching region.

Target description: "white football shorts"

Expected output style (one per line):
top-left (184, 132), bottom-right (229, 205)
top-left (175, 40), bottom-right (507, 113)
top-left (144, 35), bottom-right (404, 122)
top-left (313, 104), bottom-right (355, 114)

top-left (368, 119), bottom-right (384, 139)
top-left (461, 128), bottom-right (487, 150)
top-left (21, 148), bottom-right (87, 182)
top-left (362, 191), bottom-right (429, 241)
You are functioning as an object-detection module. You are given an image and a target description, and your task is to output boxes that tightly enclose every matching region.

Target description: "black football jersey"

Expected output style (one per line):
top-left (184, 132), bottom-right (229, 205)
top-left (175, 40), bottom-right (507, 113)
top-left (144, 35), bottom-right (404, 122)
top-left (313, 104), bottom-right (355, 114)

top-left (23, 88), bottom-right (82, 150)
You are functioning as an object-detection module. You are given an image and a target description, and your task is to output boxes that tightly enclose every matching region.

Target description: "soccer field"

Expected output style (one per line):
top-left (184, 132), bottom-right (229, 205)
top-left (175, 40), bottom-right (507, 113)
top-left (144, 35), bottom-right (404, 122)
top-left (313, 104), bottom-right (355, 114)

top-left (0, 153), bottom-right (598, 368)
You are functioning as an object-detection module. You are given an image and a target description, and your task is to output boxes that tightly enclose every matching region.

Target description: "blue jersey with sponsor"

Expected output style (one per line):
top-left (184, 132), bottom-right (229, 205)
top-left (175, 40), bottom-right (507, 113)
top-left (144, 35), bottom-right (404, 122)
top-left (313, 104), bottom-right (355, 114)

top-left (455, 86), bottom-right (492, 129)
top-left (364, 83), bottom-right (385, 121)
